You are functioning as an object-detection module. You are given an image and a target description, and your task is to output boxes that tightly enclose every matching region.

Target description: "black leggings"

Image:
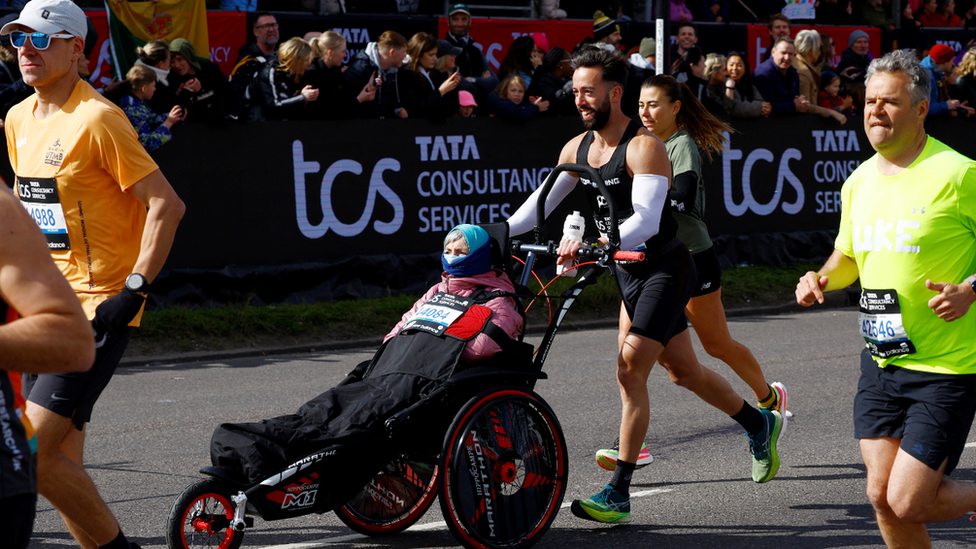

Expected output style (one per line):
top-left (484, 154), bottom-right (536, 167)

top-left (0, 492), bottom-right (36, 549)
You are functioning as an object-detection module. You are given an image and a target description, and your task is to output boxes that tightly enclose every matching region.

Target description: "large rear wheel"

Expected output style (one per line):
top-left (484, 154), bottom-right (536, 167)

top-left (166, 479), bottom-right (243, 549)
top-left (439, 388), bottom-right (567, 549)
top-left (336, 455), bottom-right (439, 536)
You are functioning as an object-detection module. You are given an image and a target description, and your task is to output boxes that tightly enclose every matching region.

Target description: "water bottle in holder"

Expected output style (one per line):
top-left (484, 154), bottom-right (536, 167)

top-left (556, 211), bottom-right (585, 277)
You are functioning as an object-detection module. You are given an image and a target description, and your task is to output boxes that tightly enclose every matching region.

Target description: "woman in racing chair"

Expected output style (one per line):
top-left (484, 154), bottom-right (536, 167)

top-left (386, 223), bottom-right (523, 364)
top-left (210, 224), bottom-right (525, 483)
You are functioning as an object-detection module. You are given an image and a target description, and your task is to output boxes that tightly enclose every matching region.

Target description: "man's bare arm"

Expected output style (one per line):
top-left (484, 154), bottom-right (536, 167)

top-left (0, 191), bottom-right (94, 373)
top-left (128, 169), bottom-right (186, 283)
top-left (796, 249), bottom-right (860, 306)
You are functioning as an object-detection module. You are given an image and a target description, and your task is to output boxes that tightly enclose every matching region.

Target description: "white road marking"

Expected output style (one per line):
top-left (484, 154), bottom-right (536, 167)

top-left (965, 442), bottom-right (976, 448)
top-left (256, 488), bottom-right (674, 549)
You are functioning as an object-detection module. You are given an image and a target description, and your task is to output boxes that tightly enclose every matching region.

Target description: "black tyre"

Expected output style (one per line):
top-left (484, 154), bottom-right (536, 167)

top-left (166, 479), bottom-right (243, 549)
top-left (336, 455), bottom-right (439, 536)
top-left (439, 388), bottom-right (567, 549)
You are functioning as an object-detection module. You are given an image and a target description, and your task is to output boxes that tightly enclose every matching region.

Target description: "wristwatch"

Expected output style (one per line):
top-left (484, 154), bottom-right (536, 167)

top-left (125, 273), bottom-right (150, 294)
top-left (969, 276), bottom-right (976, 296)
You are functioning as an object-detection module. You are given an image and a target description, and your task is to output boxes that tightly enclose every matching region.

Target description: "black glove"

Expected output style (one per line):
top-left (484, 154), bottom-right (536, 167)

top-left (91, 288), bottom-right (146, 343)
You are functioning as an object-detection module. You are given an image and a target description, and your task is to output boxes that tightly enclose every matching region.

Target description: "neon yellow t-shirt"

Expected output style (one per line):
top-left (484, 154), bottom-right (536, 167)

top-left (5, 79), bottom-right (159, 323)
top-left (835, 136), bottom-right (976, 375)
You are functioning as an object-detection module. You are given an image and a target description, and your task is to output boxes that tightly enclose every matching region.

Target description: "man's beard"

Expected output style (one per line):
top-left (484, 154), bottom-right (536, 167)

top-left (580, 96), bottom-right (612, 131)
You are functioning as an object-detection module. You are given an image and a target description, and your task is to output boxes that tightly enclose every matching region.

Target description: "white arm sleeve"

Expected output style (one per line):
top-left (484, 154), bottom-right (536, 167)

top-left (617, 174), bottom-right (669, 251)
top-left (506, 172), bottom-right (579, 236)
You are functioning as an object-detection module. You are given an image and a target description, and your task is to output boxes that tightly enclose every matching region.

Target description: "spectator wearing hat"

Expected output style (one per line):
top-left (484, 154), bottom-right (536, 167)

top-left (817, 70), bottom-right (855, 115)
top-left (701, 0), bottom-right (729, 21)
top-left (836, 29), bottom-right (871, 84)
top-left (921, 43), bottom-right (974, 116)
top-left (443, 3), bottom-right (498, 100)
top-left (457, 89), bottom-right (477, 116)
top-left (169, 38), bottom-right (237, 122)
top-left (593, 11), bottom-right (622, 46)
top-left (527, 46), bottom-right (575, 115)
top-left (671, 0), bottom-right (694, 20)
top-left (629, 36), bottom-right (656, 71)
top-left (399, 32), bottom-right (461, 121)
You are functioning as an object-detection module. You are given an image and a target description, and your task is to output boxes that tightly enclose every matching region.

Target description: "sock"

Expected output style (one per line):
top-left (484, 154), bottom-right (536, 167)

top-left (731, 400), bottom-right (766, 435)
top-left (757, 385), bottom-right (776, 408)
top-left (609, 459), bottom-right (636, 497)
top-left (99, 531), bottom-right (132, 549)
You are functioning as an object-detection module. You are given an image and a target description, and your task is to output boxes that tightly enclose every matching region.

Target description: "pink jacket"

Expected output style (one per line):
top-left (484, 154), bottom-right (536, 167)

top-left (385, 270), bottom-right (524, 363)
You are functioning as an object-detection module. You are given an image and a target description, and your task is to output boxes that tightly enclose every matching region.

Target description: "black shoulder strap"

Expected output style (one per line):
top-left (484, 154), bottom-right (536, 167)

top-left (482, 321), bottom-right (533, 364)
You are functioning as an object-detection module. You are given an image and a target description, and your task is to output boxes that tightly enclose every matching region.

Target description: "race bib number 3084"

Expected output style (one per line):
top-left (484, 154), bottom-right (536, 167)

top-left (16, 177), bottom-right (69, 251)
top-left (858, 289), bottom-right (916, 359)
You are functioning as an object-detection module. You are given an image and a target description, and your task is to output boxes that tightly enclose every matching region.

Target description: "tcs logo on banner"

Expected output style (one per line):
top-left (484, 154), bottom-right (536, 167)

top-left (292, 140), bottom-right (404, 239)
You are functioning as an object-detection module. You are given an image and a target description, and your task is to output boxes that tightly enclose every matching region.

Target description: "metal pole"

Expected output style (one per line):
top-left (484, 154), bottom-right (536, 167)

top-left (655, 0), bottom-right (669, 74)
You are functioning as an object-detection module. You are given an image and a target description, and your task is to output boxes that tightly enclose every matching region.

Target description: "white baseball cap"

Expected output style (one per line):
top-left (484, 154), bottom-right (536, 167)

top-left (0, 0), bottom-right (87, 39)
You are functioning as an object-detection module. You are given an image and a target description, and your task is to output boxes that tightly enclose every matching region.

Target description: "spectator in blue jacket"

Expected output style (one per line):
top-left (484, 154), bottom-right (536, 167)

top-left (752, 37), bottom-right (811, 115)
top-left (920, 43), bottom-right (974, 116)
top-left (120, 65), bottom-right (185, 151)
top-left (486, 74), bottom-right (548, 121)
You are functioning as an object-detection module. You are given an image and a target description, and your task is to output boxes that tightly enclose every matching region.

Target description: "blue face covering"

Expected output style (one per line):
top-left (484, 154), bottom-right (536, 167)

top-left (442, 224), bottom-right (492, 277)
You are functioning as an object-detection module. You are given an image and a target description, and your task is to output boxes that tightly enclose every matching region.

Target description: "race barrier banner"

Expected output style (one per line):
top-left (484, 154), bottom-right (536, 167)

top-left (1, 112), bottom-right (971, 304)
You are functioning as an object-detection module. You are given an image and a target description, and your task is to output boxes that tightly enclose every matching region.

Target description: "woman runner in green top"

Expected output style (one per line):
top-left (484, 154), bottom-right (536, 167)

top-left (637, 74), bottom-right (789, 421)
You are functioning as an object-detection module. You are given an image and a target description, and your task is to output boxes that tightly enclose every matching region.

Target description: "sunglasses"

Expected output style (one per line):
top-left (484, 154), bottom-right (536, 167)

top-left (10, 31), bottom-right (74, 50)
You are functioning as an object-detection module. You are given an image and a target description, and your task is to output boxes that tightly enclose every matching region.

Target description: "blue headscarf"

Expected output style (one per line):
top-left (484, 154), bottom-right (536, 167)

top-left (442, 224), bottom-right (492, 277)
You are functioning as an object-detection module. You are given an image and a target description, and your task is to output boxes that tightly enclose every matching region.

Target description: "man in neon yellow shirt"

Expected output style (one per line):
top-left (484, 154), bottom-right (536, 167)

top-left (797, 50), bottom-right (976, 549)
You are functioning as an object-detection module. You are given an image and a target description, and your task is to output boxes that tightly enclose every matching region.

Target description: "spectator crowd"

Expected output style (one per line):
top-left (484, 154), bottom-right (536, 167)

top-left (2, 0), bottom-right (971, 155)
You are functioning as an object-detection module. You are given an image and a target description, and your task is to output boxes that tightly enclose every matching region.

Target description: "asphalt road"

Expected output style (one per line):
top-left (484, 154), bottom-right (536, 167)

top-left (26, 308), bottom-right (976, 549)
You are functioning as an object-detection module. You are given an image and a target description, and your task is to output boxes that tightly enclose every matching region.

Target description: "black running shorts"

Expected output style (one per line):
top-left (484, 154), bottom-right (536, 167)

top-left (23, 327), bottom-right (132, 431)
top-left (615, 245), bottom-right (696, 345)
top-left (854, 349), bottom-right (976, 475)
top-left (691, 246), bottom-right (721, 298)
top-left (0, 492), bottom-right (36, 549)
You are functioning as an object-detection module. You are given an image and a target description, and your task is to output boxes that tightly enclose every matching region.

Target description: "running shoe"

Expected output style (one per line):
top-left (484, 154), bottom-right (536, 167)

top-left (570, 484), bottom-right (631, 524)
top-left (759, 381), bottom-right (791, 436)
top-left (748, 409), bottom-right (783, 483)
top-left (595, 438), bottom-right (654, 471)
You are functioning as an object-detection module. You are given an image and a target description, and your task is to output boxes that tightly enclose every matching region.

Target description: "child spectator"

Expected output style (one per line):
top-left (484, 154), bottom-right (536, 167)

top-left (458, 90), bottom-right (477, 117)
top-left (817, 70), bottom-right (855, 116)
top-left (120, 65), bottom-right (185, 151)
top-left (486, 74), bottom-right (548, 121)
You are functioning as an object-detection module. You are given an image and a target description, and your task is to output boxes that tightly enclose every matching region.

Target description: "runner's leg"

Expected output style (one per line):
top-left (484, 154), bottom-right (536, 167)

top-left (861, 437), bottom-right (930, 549)
top-left (28, 403), bottom-right (122, 548)
top-left (657, 329), bottom-right (748, 416)
top-left (686, 289), bottom-right (770, 402)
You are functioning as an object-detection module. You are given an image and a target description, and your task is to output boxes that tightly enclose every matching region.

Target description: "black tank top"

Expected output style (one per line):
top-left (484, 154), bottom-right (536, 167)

top-left (575, 118), bottom-right (678, 254)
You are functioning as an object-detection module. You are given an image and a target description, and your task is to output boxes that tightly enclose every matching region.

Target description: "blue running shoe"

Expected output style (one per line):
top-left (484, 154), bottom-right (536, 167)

top-left (748, 409), bottom-right (783, 483)
top-left (570, 485), bottom-right (631, 524)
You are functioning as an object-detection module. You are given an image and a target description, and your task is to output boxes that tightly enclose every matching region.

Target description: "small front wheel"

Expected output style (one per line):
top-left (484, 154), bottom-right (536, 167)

top-left (166, 479), bottom-right (243, 549)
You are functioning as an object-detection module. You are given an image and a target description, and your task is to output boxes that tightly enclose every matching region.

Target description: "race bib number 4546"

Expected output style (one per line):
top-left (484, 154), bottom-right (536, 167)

top-left (17, 177), bottom-right (69, 251)
top-left (858, 289), bottom-right (916, 359)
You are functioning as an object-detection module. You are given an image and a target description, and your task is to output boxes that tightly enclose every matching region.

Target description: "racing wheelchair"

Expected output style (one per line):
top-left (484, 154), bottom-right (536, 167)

top-left (166, 164), bottom-right (641, 549)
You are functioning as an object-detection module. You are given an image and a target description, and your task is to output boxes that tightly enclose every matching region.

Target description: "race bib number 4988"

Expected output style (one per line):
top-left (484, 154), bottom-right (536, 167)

top-left (16, 177), bottom-right (69, 250)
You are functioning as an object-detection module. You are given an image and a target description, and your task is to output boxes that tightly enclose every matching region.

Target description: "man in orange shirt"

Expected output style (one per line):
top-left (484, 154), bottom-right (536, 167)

top-left (3, 1), bottom-right (185, 548)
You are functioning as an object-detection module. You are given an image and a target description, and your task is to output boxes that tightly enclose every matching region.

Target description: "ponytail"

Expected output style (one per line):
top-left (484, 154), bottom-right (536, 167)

top-left (641, 74), bottom-right (732, 163)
